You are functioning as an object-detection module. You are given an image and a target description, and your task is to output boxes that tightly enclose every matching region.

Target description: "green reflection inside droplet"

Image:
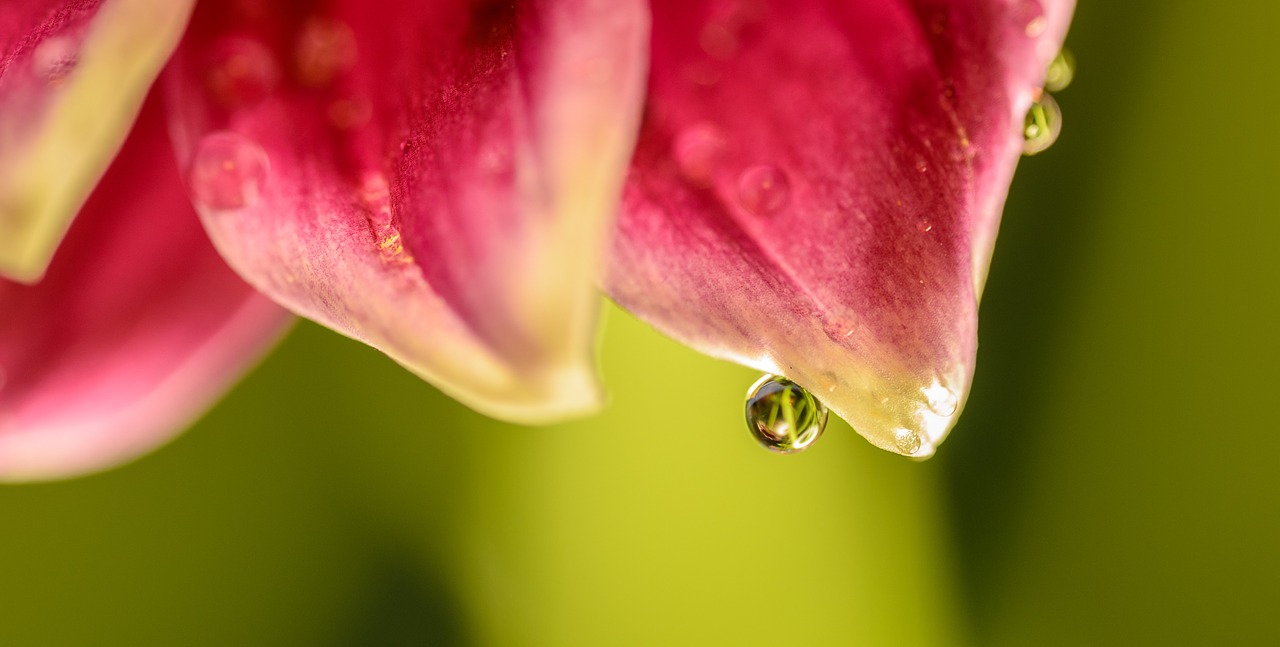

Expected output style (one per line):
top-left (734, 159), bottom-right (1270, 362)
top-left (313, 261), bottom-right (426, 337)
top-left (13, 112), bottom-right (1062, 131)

top-left (744, 375), bottom-right (829, 454)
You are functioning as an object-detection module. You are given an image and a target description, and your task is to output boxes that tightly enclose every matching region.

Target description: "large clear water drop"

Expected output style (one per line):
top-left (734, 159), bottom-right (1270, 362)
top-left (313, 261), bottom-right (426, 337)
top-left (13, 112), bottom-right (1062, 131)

top-left (744, 375), bottom-right (828, 454)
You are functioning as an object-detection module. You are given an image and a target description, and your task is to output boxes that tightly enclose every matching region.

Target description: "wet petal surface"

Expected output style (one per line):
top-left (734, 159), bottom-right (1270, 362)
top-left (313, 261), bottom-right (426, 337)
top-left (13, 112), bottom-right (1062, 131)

top-left (608, 0), bottom-right (1073, 455)
top-left (165, 0), bottom-right (648, 423)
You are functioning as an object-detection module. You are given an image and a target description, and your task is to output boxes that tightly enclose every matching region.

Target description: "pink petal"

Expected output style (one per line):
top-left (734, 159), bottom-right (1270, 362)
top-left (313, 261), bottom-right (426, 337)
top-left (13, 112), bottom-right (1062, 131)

top-left (0, 0), bottom-right (195, 281)
top-left (163, 0), bottom-right (648, 423)
top-left (0, 96), bottom-right (291, 482)
top-left (607, 0), bottom-right (1074, 456)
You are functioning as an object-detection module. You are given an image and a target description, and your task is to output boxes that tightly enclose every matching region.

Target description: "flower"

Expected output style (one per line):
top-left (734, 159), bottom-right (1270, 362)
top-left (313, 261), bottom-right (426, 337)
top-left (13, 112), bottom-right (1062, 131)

top-left (0, 0), bottom-right (1073, 480)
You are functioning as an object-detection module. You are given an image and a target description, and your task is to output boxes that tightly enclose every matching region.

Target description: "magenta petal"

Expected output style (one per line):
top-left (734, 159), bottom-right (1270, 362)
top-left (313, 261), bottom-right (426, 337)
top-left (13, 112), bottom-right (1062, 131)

top-left (608, 0), bottom-right (1074, 456)
top-left (0, 98), bottom-right (290, 482)
top-left (164, 0), bottom-right (648, 423)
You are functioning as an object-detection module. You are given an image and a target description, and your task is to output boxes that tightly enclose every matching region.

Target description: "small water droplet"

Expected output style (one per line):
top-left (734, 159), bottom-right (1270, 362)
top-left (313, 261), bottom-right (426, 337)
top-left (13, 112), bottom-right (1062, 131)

top-left (328, 95), bottom-right (372, 129)
top-left (926, 386), bottom-right (958, 416)
top-left (1044, 48), bottom-right (1075, 93)
top-left (205, 37), bottom-right (279, 107)
top-left (894, 429), bottom-right (923, 455)
top-left (1022, 92), bottom-right (1061, 155)
top-left (737, 165), bottom-right (791, 216)
top-left (188, 132), bottom-right (270, 211)
top-left (1017, 0), bottom-right (1047, 37)
top-left (294, 17), bottom-right (357, 87)
top-left (699, 23), bottom-right (739, 60)
top-left (32, 36), bottom-right (78, 84)
top-left (673, 123), bottom-right (725, 186)
top-left (917, 220), bottom-right (934, 233)
top-left (915, 157), bottom-right (929, 173)
top-left (745, 375), bottom-right (828, 454)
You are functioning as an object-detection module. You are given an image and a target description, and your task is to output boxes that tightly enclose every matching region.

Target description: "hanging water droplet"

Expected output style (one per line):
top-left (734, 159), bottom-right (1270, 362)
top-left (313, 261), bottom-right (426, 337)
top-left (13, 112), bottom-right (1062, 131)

top-left (1016, 0), bottom-right (1047, 37)
top-left (188, 132), bottom-right (270, 211)
top-left (1044, 48), bottom-right (1075, 93)
top-left (894, 429), bottom-right (923, 455)
top-left (737, 165), bottom-right (791, 216)
top-left (205, 37), bottom-right (280, 107)
top-left (745, 375), bottom-right (828, 454)
top-left (673, 123), bottom-right (725, 186)
top-left (1022, 93), bottom-right (1061, 156)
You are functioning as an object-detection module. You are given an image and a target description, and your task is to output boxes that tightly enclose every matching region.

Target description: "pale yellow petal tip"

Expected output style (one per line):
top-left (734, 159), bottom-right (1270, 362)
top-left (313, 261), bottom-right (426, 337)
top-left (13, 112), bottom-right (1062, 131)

top-left (797, 365), bottom-right (969, 460)
top-left (0, 227), bottom-right (57, 284)
top-left (460, 359), bottom-right (607, 427)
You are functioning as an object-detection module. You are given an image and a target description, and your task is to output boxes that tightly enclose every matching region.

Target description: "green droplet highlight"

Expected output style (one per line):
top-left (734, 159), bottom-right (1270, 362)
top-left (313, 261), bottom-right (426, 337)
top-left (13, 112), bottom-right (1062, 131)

top-left (1045, 48), bottom-right (1075, 93)
top-left (1023, 93), bottom-right (1062, 156)
top-left (744, 375), bottom-right (829, 454)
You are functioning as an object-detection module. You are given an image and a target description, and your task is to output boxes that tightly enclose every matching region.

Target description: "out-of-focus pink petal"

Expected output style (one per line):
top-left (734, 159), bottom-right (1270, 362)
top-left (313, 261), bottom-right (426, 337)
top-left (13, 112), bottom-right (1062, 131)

top-left (0, 0), bottom-right (195, 282)
top-left (0, 97), bottom-right (291, 482)
top-left (608, 0), bottom-right (1074, 456)
top-left (163, 0), bottom-right (648, 423)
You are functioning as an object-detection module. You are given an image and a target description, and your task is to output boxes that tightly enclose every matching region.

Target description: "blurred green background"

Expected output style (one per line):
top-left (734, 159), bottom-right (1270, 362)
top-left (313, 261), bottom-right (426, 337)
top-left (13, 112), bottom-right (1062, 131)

top-left (3, 1), bottom-right (1278, 644)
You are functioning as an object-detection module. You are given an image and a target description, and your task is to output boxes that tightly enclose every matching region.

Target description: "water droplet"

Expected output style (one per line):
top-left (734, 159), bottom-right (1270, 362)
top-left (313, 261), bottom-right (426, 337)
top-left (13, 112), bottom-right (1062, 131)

top-left (1017, 0), bottom-right (1047, 37)
top-left (1044, 48), bottom-right (1075, 93)
top-left (673, 123), bottom-right (725, 186)
top-left (699, 23), bottom-right (739, 60)
top-left (917, 220), bottom-right (934, 233)
top-left (745, 375), bottom-right (828, 454)
top-left (205, 37), bottom-right (279, 107)
top-left (32, 37), bottom-right (77, 84)
top-left (925, 385), bottom-right (958, 416)
top-left (915, 157), bottom-right (929, 173)
top-left (188, 132), bottom-right (270, 211)
top-left (737, 165), bottom-right (791, 216)
top-left (1022, 92), bottom-right (1061, 155)
top-left (328, 95), bottom-right (372, 130)
top-left (894, 429), bottom-right (923, 455)
top-left (294, 17), bottom-right (357, 87)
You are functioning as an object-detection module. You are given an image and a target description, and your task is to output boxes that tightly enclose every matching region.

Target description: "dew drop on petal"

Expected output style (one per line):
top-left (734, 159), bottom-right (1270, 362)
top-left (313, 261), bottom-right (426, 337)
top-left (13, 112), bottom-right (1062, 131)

top-left (1016, 0), bottom-right (1047, 37)
top-left (32, 37), bottom-right (78, 84)
top-left (673, 123), bottom-right (725, 186)
top-left (737, 165), bottom-right (791, 216)
top-left (205, 37), bottom-right (280, 107)
top-left (925, 384), bottom-right (959, 416)
top-left (188, 132), bottom-right (270, 212)
top-left (1044, 48), bottom-right (1076, 93)
top-left (699, 23), bottom-right (739, 60)
top-left (745, 375), bottom-right (828, 454)
top-left (294, 17), bottom-right (357, 87)
top-left (1022, 92), bottom-right (1062, 155)
top-left (894, 429), bottom-right (923, 455)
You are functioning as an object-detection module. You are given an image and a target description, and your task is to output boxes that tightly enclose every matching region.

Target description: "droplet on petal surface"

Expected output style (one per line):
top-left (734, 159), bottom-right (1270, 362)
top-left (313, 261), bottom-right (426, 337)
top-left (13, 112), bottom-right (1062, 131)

top-left (1016, 0), bottom-right (1048, 37)
top-left (1044, 48), bottom-right (1075, 92)
top-left (925, 384), bottom-right (959, 416)
top-left (673, 123), bottom-right (725, 186)
top-left (294, 17), bottom-right (357, 87)
top-left (188, 132), bottom-right (270, 212)
top-left (205, 37), bottom-right (280, 108)
top-left (737, 165), bottom-right (791, 216)
top-left (1022, 92), bottom-right (1062, 155)
top-left (894, 428), bottom-right (923, 455)
top-left (31, 37), bottom-right (79, 84)
top-left (745, 375), bottom-right (828, 454)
